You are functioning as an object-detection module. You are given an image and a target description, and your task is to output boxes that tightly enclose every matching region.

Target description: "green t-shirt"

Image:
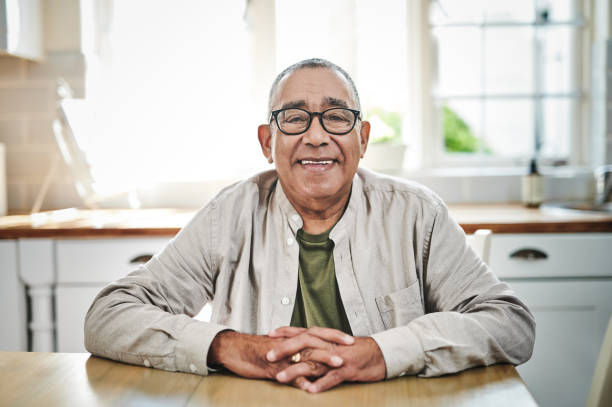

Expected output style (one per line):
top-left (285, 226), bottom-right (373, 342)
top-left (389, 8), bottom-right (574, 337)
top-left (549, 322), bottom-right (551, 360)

top-left (290, 228), bottom-right (352, 335)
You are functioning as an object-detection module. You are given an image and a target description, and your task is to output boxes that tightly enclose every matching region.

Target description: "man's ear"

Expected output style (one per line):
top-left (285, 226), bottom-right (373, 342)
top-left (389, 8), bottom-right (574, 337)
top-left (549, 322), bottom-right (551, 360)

top-left (258, 124), bottom-right (274, 163)
top-left (359, 120), bottom-right (370, 158)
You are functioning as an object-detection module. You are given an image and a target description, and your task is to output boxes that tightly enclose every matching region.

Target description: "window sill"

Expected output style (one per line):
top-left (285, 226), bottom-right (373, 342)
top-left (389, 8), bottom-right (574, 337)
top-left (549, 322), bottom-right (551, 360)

top-left (378, 166), bottom-right (595, 204)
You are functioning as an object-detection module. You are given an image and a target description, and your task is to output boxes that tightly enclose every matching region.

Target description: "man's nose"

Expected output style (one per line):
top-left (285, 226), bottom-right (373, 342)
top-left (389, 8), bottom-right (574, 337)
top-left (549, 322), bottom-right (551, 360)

top-left (302, 116), bottom-right (330, 146)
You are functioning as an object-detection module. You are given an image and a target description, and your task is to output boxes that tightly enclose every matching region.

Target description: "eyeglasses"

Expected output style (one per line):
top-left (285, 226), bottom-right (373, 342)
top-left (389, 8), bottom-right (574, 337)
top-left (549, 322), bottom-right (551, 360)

top-left (269, 107), bottom-right (361, 136)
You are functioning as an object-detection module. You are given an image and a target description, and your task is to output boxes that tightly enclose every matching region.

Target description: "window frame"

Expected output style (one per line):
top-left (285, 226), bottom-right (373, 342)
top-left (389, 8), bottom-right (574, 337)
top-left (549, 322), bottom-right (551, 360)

top-left (420, 0), bottom-right (593, 170)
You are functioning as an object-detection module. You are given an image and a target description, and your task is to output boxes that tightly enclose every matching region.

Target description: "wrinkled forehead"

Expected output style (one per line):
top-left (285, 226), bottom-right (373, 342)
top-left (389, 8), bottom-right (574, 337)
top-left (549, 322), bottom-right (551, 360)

top-left (270, 67), bottom-right (357, 111)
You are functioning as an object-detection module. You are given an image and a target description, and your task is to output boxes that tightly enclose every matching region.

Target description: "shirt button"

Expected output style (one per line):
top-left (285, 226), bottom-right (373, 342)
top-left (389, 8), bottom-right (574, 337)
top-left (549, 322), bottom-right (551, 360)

top-left (287, 237), bottom-right (294, 246)
top-left (291, 214), bottom-right (300, 222)
top-left (189, 363), bottom-right (197, 372)
top-left (143, 359), bottom-right (150, 367)
top-left (281, 296), bottom-right (290, 305)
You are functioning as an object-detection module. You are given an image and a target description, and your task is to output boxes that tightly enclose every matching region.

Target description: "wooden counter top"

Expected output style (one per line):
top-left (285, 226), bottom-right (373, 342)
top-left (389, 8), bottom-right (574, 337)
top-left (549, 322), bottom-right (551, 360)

top-left (0, 204), bottom-right (610, 238)
top-left (450, 203), bottom-right (612, 234)
top-left (0, 352), bottom-right (537, 407)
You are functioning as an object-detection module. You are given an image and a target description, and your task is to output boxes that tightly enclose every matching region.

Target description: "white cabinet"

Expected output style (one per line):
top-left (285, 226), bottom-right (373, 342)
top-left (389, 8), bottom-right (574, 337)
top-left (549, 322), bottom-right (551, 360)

top-left (511, 281), bottom-right (612, 407)
top-left (490, 233), bottom-right (612, 407)
top-left (490, 233), bottom-right (612, 279)
top-left (0, 0), bottom-right (43, 60)
top-left (54, 237), bottom-right (170, 352)
top-left (56, 285), bottom-right (105, 352)
top-left (0, 240), bottom-right (27, 350)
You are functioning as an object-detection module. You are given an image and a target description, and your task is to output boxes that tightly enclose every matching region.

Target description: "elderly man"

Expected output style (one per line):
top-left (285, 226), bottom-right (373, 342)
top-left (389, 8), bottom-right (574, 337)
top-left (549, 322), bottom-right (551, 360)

top-left (84, 58), bottom-right (535, 393)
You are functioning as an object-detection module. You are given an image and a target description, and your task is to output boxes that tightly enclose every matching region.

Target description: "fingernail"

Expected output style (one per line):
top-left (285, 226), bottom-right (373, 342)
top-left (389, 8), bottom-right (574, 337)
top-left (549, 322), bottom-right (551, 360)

top-left (331, 356), bottom-right (343, 366)
top-left (344, 335), bottom-right (354, 344)
top-left (266, 350), bottom-right (276, 361)
top-left (308, 384), bottom-right (318, 393)
top-left (276, 371), bottom-right (287, 381)
top-left (302, 380), bottom-right (311, 390)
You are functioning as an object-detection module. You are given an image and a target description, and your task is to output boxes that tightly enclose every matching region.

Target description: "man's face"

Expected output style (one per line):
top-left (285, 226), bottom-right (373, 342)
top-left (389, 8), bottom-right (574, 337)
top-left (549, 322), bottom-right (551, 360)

top-left (259, 68), bottom-right (370, 208)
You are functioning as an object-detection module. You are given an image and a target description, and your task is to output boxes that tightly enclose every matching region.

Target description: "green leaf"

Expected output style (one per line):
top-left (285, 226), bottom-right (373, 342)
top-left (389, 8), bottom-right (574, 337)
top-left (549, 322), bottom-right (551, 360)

top-left (442, 105), bottom-right (488, 153)
top-left (365, 108), bottom-right (402, 144)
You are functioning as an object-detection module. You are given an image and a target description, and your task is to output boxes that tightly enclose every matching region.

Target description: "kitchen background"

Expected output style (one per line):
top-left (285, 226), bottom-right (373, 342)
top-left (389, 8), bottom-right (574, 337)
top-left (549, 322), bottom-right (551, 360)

top-left (1, 2), bottom-right (611, 407)
top-left (0, 0), bottom-right (610, 212)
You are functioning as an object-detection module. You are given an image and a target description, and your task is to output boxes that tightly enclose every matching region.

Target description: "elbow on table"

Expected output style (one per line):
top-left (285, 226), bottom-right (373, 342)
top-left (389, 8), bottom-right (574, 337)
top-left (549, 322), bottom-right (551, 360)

top-left (82, 297), bottom-right (109, 356)
top-left (507, 305), bottom-right (536, 366)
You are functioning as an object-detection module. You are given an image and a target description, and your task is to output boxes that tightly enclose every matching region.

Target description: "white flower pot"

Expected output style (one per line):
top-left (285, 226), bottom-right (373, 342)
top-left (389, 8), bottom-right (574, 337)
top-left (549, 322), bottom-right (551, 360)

top-left (360, 143), bottom-right (407, 172)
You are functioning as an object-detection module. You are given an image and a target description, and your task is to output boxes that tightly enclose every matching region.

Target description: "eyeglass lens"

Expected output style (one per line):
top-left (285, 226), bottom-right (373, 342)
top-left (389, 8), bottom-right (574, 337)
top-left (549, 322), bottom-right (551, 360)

top-left (276, 108), bottom-right (355, 134)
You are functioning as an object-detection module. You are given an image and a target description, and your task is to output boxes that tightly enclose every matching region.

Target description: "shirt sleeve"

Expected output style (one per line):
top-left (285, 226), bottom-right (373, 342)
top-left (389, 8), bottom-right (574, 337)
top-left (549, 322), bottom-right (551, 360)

top-left (84, 201), bottom-right (231, 376)
top-left (371, 202), bottom-right (536, 378)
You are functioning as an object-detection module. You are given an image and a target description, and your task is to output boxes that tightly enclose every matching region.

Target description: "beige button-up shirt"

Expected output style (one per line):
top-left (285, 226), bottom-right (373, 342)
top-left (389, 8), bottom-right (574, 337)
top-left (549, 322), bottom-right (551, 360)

top-left (84, 168), bottom-right (535, 378)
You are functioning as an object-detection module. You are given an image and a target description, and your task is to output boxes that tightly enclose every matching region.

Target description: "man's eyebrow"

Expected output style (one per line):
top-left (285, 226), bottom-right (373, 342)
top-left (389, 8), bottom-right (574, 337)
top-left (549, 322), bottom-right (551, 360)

top-left (323, 97), bottom-right (349, 108)
top-left (279, 97), bottom-right (350, 110)
top-left (280, 100), bottom-right (307, 110)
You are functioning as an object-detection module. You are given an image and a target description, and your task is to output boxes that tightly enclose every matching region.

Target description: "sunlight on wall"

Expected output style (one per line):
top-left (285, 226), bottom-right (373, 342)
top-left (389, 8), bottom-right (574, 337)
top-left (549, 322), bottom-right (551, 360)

top-left (81, 0), bottom-right (266, 194)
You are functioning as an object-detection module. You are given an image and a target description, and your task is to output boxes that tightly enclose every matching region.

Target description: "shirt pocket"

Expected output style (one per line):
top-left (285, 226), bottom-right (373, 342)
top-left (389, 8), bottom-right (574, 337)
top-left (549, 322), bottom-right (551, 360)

top-left (375, 281), bottom-right (424, 330)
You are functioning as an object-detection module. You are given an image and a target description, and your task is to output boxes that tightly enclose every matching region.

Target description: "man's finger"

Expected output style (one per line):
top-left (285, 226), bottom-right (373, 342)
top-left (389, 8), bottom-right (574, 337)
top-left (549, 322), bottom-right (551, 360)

top-left (266, 334), bottom-right (335, 362)
top-left (307, 368), bottom-right (347, 393)
top-left (301, 327), bottom-right (354, 345)
top-left (276, 361), bottom-right (330, 384)
top-left (291, 376), bottom-right (311, 391)
top-left (268, 327), bottom-right (354, 346)
top-left (300, 349), bottom-right (343, 368)
top-left (268, 326), bottom-right (306, 338)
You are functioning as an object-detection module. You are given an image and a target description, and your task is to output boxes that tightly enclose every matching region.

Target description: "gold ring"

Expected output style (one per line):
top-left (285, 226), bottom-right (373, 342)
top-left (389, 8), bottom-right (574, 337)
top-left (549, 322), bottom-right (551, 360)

top-left (290, 352), bottom-right (301, 363)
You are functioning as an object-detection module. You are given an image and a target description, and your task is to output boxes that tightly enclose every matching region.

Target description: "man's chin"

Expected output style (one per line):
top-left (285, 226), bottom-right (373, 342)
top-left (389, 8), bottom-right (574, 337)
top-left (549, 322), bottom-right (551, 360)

top-left (298, 182), bottom-right (346, 202)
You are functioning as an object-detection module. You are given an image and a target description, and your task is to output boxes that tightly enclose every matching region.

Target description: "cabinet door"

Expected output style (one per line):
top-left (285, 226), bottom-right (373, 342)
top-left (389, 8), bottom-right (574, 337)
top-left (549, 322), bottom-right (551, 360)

top-left (509, 280), bottom-right (612, 407)
top-left (490, 233), bottom-right (612, 279)
top-left (56, 285), bottom-right (106, 352)
top-left (56, 238), bottom-right (171, 284)
top-left (0, 241), bottom-right (27, 350)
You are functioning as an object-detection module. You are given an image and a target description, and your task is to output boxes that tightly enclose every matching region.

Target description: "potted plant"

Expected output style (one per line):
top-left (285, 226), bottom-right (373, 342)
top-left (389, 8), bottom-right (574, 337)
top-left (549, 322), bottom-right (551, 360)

top-left (360, 108), bottom-right (407, 172)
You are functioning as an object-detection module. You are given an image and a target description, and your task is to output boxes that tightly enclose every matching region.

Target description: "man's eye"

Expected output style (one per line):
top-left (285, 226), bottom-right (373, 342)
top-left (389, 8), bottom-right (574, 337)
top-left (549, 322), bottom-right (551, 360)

top-left (284, 115), bottom-right (307, 123)
top-left (327, 114), bottom-right (350, 122)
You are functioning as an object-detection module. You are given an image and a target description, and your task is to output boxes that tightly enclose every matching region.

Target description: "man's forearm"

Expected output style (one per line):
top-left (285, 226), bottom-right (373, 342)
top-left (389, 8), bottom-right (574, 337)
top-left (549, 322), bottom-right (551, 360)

top-left (372, 300), bottom-right (535, 378)
top-left (84, 273), bottom-right (228, 376)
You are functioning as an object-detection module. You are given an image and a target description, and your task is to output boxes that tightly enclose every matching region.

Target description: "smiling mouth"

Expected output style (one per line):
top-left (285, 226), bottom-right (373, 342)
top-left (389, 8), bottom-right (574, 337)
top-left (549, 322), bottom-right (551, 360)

top-left (297, 159), bottom-right (338, 172)
top-left (299, 159), bottom-right (336, 165)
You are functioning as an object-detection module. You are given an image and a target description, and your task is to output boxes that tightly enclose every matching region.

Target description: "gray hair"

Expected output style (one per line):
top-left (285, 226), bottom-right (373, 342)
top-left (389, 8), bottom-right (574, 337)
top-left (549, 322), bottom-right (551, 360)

top-left (267, 58), bottom-right (361, 116)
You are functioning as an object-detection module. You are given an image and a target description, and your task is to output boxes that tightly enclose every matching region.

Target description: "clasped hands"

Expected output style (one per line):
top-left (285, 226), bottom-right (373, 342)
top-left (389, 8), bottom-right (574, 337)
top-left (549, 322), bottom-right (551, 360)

top-left (207, 326), bottom-right (386, 393)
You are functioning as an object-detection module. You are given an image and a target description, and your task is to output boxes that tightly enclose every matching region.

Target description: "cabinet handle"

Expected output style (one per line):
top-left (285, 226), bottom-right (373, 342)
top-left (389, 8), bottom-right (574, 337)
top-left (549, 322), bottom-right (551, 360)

top-left (509, 248), bottom-right (548, 261)
top-left (129, 254), bottom-right (154, 264)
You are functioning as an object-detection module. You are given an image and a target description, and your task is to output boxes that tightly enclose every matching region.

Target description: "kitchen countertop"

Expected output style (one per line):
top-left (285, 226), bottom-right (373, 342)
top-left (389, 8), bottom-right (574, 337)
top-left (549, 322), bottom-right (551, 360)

top-left (0, 204), bottom-right (610, 238)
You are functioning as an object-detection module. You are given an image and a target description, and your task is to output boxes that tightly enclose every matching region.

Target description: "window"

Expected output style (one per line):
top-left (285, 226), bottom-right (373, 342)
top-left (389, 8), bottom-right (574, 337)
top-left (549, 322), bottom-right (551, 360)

top-left (76, 0), bottom-right (590, 200)
top-left (429, 0), bottom-right (584, 166)
top-left (78, 0), bottom-right (414, 195)
top-left (80, 0), bottom-right (259, 195)
top-left (274, 0), bottom-right (409, 144)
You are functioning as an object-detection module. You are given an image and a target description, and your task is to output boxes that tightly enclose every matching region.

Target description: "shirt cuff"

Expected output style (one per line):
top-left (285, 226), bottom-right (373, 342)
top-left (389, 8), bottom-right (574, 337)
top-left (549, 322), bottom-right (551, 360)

top-left (370, 325), bottom-right (426, 378)
top-left (175, 320), bottom-right (231, 376)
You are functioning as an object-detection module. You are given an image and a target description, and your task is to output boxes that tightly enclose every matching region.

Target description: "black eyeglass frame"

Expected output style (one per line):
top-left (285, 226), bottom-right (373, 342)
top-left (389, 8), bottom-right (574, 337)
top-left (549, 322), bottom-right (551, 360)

top-left (269, 107), bottom-right (361, 136)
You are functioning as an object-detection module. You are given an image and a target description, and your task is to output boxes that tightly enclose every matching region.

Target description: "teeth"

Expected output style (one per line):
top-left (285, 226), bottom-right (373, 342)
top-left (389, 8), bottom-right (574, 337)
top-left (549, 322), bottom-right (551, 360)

top-left (301, 160), bottom-right (333, 165)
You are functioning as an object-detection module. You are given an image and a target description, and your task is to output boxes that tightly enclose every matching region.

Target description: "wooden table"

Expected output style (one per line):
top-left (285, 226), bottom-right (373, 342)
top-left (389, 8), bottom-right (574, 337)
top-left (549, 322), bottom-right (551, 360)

top-left (0, 352), bottom-right (537, 406)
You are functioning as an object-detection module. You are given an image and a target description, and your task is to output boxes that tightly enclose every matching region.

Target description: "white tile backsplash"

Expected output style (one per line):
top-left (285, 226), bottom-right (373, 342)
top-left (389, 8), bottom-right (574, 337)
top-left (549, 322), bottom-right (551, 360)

top-left (0, 57), bottom-right (25, 81)
top-left (0, 51), bottom-right (85, 211)
top-left (0, 119), bottom-right (26, 147)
